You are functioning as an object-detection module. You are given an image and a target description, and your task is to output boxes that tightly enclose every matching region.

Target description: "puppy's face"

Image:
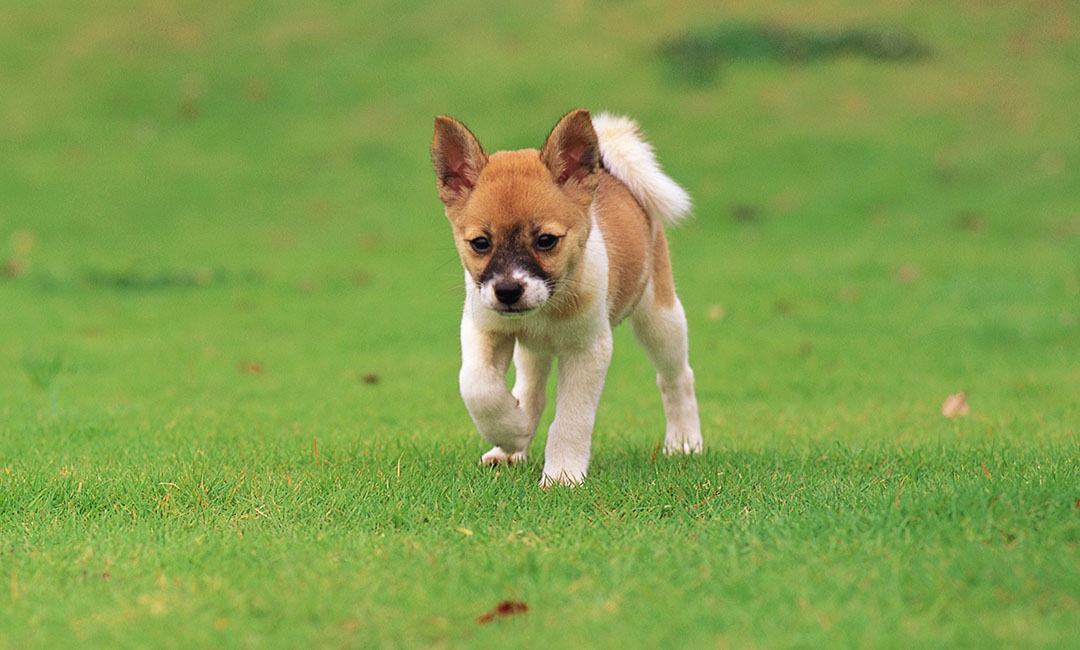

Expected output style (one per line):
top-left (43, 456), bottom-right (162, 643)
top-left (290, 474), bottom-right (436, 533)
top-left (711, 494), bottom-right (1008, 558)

top-left (432, 110), bottom-right (600, 316)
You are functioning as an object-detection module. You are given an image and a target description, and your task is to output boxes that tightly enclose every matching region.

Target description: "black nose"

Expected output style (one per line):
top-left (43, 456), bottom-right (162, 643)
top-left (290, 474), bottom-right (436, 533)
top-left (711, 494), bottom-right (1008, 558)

top-left (494, 281), bottom-right (524, 305)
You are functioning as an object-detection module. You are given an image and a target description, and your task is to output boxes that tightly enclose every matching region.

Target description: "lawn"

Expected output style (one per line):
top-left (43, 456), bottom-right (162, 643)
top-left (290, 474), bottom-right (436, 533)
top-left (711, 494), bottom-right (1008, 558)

top-left (2, 1), bottom-right (1078, 648)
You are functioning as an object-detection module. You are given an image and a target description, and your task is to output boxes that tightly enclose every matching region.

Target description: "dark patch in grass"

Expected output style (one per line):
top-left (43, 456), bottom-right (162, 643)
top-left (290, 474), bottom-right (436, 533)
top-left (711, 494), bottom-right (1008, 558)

top-left (933, 162), bottom-right (957, 185)
top-left (660, 23), bottom-right (931, 83)
top-left (352, 269), bottom-right (370, 286)
top-left (22, 353), bottom-right (64, 414)
top-left (2, 258), bottom-right (28, 279)
top-left (178, 73), bottom-right (204, 121)
top-left (29, 268), bottom-right (378, 293)
top-left (23, 354), bottom-right (64, 391)
top-left (730, 203), bottom-right (762, 222)
top-left (80, 267), bottom-right (263, 291)
top-left (955, 210), bottom-right (986, 233)
top-left (360, 372), bottom-right (380, 385)
top-left (774, 298), bottom-right (796, 315)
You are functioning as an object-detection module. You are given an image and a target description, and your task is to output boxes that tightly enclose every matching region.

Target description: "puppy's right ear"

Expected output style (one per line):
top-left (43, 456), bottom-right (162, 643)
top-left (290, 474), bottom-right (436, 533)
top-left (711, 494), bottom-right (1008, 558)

top-left (432, 116), bottom-right (488, 208)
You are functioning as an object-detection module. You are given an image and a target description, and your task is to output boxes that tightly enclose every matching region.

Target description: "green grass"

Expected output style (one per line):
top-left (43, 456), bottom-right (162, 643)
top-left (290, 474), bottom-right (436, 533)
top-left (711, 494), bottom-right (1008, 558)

top-left (2, 0), bottom-right (1079, 648)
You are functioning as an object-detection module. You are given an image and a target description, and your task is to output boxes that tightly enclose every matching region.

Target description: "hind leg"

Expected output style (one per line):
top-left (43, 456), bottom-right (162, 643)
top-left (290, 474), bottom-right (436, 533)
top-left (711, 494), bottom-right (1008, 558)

top-left (480, 343), bottom-right (552, 465)
top-left (631, 282), bottom-right (703, 455)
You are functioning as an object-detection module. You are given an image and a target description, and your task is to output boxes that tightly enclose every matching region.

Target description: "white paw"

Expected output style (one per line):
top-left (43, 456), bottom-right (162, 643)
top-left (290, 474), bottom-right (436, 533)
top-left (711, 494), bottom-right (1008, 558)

top-left (663, 436), bottom-right (703, 455)
top-left (539, 467), bottom-right (586, 488)
top-left (480, 446), bottom-right (527, 466)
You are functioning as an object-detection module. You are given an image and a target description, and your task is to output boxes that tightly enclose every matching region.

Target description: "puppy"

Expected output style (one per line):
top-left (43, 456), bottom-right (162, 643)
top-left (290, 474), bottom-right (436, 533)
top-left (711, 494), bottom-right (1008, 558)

top-left (431, 109), bottom-right (702, 486)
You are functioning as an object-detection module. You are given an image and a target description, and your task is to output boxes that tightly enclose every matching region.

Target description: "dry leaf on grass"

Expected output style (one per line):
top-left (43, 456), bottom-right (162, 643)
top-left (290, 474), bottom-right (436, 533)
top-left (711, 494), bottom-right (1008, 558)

top-left (477, 600), bottom-right (528, 624)
top-left (895, 264), bottom-right (919, 283)
top-left (942, 392), bottom-right (969, 417)
top-left (1, 259), bottom-right (28, 278)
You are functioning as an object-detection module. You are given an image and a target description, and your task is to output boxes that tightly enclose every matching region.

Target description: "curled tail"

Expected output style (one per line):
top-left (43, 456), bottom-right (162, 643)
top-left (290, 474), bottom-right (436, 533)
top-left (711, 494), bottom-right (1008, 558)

top-left (592, 112), bottom-right (692, 225)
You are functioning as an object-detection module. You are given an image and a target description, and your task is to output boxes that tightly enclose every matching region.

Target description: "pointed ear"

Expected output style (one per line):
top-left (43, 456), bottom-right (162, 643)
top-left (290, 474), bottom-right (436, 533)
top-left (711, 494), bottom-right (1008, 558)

top-left (432, 116), bottom-right (488, 207)
top-left (540, 109), bottom-right (600, 189)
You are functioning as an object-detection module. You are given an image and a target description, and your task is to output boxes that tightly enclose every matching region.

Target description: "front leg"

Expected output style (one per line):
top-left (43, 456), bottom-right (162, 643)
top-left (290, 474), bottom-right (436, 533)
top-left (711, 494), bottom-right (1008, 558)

top-left (459, 315), bottom-right (533, 456)
top-left (541, 327), bottom-right (613, 487)
top-left (481, 344), bottom-right (552, 466)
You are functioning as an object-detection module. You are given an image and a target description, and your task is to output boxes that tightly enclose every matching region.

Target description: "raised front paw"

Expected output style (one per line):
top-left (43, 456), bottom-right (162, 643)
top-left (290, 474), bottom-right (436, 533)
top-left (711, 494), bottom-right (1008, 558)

top-left (480, 446), bottom-right (527, 466)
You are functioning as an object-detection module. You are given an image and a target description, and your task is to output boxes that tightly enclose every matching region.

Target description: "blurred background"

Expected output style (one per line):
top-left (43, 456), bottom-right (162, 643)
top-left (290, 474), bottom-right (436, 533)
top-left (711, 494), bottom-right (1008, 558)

top-left (2, 0), bottom-right (1077, 442)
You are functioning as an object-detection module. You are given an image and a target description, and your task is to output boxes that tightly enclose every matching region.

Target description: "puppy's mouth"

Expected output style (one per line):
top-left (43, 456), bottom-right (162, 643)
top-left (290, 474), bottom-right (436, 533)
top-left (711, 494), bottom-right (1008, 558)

top-left (493, 304), bottom-right (538, 317)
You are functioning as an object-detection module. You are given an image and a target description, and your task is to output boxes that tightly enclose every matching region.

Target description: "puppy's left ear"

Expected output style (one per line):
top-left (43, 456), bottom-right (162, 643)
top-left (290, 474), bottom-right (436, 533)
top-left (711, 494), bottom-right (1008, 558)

top-left (432, 116), bottom-right (488, 208)
top-left (540, 109), bottom-right (600, 196)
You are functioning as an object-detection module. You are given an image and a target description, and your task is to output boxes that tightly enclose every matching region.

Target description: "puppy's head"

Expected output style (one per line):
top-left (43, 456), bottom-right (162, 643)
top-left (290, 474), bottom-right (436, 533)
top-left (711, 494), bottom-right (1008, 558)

top-left (432, 109), bottom-right (600, 316)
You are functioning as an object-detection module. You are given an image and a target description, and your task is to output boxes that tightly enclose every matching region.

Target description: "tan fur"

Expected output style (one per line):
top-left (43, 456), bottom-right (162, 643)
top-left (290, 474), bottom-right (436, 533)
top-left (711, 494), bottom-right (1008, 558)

top-left (592, 172), bottom-right (652, 321)
top-left (650, 227), bottom-right (676, 308)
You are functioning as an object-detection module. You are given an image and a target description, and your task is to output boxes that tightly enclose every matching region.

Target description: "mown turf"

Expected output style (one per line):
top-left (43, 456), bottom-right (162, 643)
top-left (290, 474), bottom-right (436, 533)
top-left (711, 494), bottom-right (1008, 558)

top-left (2, 1), bottom-right (1079, 648)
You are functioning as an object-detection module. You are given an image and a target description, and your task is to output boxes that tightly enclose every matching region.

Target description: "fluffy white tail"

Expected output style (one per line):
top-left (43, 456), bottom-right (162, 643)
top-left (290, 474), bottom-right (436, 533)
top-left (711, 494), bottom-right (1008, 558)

top-left (592, 112), bottom-right (692, 225)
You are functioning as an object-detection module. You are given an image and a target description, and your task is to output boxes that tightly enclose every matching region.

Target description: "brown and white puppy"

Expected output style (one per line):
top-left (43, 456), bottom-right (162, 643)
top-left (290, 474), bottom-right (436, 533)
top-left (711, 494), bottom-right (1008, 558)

top-left (431, 109), bottom-right (702, 486)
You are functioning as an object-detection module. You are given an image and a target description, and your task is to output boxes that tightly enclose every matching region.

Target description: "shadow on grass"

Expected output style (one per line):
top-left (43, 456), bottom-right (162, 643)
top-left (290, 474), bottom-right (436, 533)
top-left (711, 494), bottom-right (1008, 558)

top-left (79, 267), bottom-right (264, 291)
top-left (659, 22), bottom-right (931, 83)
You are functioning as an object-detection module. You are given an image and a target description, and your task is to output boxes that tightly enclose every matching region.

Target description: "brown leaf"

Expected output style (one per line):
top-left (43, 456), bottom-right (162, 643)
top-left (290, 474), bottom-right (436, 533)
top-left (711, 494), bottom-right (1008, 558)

top-left (477, 600), bottom-right (528, 624)
top-left (361, 372), bottom-right (380, 384)
top-left (895, 265), bottom-right (919, 283)
top-left (241, 362), bottom-right (264, 374)
top-left (495, 601), bottom-right (527, 616)
top-left (941, 392), bottom-right (969, 417)
top-left (1, 258), bottom-right (27, 278)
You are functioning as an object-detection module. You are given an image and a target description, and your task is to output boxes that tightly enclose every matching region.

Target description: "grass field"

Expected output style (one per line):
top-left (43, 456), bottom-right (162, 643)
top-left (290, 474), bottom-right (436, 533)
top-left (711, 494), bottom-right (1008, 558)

top-left (2, 1), bottom-right (1079, 648)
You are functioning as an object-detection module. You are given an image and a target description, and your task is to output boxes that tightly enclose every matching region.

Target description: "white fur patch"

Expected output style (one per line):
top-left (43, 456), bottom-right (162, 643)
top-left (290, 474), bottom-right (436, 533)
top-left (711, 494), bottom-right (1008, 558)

top-left (513, 270), bottom-right (551, 310)
top-left (478, 270), bottom-right (551, 313)
top-left (592, 113), bottom-right (692, 225)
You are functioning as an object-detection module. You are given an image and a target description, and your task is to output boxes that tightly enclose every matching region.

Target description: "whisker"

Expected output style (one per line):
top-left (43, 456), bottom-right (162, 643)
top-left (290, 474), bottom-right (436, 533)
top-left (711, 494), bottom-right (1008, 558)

top-left (433, 255), bottom-right (462, 272)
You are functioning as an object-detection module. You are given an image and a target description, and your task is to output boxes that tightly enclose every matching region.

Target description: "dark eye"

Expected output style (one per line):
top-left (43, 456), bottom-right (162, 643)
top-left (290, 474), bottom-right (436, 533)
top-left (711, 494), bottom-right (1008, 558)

top-left (535, 234), bottom-right (559, 251)
top-left (469, 237), bottom-right (491, 253)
